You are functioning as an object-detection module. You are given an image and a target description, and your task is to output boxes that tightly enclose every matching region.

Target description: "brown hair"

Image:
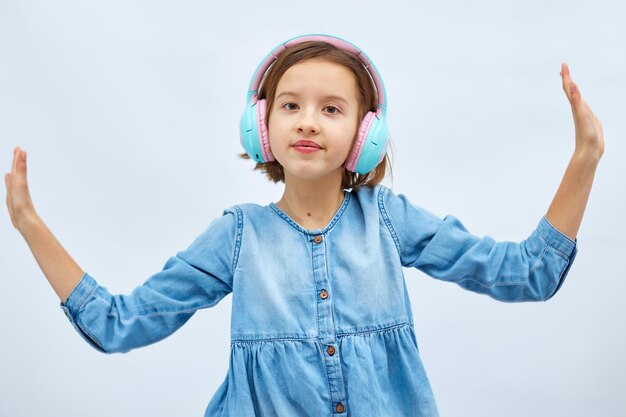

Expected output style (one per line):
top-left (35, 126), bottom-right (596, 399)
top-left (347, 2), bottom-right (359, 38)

top-left (238, 41), bottom-right (393, 190)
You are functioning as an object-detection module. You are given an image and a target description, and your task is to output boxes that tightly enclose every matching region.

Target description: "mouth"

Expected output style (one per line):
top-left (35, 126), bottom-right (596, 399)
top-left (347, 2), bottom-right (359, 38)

top-left (292, 140), bottom-right (322, 150)
top-left (293, 144), bottom-right (322, 154)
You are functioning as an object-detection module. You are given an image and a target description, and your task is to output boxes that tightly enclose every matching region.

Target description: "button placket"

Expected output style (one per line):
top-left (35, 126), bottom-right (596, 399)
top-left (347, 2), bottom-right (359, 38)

top-left (310, 232), bottom-right (347, 414)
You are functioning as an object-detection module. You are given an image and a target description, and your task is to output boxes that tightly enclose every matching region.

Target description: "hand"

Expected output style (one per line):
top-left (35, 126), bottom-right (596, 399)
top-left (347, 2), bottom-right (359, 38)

top-left (560, 63), bottom-right (605, 160)
top-left (5, 147), bottom-right (38, 231)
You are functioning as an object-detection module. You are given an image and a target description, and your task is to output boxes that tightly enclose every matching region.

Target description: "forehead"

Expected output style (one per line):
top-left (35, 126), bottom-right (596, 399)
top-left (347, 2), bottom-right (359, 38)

top-left (275, 59), bottom-right (359, 100)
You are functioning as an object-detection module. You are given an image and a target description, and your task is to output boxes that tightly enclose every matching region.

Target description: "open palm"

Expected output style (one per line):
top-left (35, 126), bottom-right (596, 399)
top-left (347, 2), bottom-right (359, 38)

top-left (560, 63), bottom-right (605, 160)
top-left (5, 147), bottom-right (36, 231)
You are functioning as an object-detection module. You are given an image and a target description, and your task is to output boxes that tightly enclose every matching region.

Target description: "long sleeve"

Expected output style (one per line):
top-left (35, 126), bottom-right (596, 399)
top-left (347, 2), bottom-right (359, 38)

top-left (379, 187), bottom-right (578, 302)
top-left (60, 209), bottom-right (239, 353)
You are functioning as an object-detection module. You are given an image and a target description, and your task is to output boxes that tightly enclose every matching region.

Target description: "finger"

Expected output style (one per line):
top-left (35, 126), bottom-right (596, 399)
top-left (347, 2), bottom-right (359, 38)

top-left (12, 147), bottom-right (24, 176)
top-left (11, 147), bottom-right (18, 176)
top-left (21, 151), bottom-right (27, 174)
top-left (561, 63), bottom-right (572, 100)
top-left (568, 81), bottom-right (591, 127)
top-left (561, 63), bottom-right (571, 80)
top-left (15, 151), bottom-right (28, 184)
top-left (4, 173), bottom-right (9, 213)
top-left (567, 75), bottom-right (577, 102)
top-left (569, 81), bottom-right (591, 118)
top-left (5, 173), bottom-right (12, 207)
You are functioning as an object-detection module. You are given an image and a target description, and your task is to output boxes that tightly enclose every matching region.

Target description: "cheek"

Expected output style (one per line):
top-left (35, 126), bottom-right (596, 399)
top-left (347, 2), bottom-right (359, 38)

top-left (266, 111), bottom-right (279, 139)
top-left (267, 114), bottom-right (290, 150)
top-left (349, 116), bottom-right (362, 143)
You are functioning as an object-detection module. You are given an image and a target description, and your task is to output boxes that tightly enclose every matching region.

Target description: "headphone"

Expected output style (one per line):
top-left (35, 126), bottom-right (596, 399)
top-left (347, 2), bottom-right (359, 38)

top-left (239, 34), bottom-right (390, 175)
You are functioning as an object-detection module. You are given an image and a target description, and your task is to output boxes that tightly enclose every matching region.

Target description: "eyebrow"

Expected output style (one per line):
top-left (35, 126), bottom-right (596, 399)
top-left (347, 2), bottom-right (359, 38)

top-left (275, 91), bottom-right (350, 106)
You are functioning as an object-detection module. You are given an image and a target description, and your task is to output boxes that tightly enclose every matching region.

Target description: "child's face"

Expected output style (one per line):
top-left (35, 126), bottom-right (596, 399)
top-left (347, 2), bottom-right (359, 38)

top-left (268, 58), bottom-right (360, 184)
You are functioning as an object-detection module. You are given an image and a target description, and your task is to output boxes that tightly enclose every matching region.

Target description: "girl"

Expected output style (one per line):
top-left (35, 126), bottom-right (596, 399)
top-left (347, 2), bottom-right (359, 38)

top-left (4, 34), bottom-right (604, 416)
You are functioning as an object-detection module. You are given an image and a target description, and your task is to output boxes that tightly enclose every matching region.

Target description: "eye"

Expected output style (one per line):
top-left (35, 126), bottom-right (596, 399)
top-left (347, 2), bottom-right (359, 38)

top-left (281, 102), bottom-right (299, 111)
top-left (324, 105), bottom-right (341, 115)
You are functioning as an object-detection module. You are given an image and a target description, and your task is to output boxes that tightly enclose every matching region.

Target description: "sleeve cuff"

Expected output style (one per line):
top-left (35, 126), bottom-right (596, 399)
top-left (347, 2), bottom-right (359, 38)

top-left (537, 215), bottom-right (578, 259)
top-left (60, 272), bottom-right (98, 317)
top-left (59, 272), bottom-right (107, 352)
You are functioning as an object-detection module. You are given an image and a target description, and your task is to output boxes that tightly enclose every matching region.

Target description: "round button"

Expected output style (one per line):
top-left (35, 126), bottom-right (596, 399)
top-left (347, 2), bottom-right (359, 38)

top-left (313, 235), bottom-right (323, 244)
top-left (336, 402), bottom-right (345, 413)
top-left (326, 345), bottom-right (335, 356)
top-left (320, 289), bottom-right (329, 299)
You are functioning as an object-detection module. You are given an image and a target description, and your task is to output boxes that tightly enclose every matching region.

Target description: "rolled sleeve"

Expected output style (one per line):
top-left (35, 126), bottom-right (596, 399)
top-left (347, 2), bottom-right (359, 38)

top-left (533, 215), bottom-right (578, 300)
top-left (60, 273), bottom-right (103, 352)
top-left (536, 215), bottom-right (577, 258)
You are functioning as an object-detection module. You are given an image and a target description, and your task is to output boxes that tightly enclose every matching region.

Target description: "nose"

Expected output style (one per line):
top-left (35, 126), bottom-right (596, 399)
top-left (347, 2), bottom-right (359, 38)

top-left (295, 109), bottom-right (320, 135)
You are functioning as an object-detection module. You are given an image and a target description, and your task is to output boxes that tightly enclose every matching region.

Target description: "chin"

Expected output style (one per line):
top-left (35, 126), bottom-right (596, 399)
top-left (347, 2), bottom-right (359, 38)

top-left (285, 167), bottom-right (344, 183)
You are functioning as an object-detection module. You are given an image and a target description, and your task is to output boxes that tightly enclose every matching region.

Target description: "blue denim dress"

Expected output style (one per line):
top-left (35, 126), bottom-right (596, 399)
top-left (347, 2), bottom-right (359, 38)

top-left (60, 184), bottom-right (578, 416)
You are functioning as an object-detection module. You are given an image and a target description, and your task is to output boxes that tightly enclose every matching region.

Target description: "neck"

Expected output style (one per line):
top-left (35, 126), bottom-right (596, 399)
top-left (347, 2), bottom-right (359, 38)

top-left (276, 171), bottom-right (346, 229)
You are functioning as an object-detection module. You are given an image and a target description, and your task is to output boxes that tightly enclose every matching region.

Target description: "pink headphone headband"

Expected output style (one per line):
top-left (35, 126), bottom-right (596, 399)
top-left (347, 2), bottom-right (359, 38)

top-left (247, 34), bottom-right (387, 113)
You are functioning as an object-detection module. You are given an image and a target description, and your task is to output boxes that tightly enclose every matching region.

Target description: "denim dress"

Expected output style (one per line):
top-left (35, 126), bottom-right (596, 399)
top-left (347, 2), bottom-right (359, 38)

top-left (60, 184), bottom-right (578, 417)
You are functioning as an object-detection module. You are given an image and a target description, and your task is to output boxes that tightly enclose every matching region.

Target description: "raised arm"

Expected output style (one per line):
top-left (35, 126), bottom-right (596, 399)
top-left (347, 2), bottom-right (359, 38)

top-left (5, 147), bottom-right (84, 303)
top-left (6, 147), bottom-right (237, 353)
top-left (545, 63), bottom-right (604, 240)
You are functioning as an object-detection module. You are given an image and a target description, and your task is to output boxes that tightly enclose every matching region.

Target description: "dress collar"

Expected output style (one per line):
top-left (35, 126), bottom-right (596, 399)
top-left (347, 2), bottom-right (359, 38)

top-left (269, 190), bottom-right (352, 235)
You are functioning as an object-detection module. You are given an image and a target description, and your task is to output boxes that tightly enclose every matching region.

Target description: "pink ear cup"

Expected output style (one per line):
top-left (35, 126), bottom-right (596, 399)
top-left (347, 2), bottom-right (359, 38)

top-left (256, 99), bottom-right (275, 162)
top-left (346, 111), bottom-right (376, 172)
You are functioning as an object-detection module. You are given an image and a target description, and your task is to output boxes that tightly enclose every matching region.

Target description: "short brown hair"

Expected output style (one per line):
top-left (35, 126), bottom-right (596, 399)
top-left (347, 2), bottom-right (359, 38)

top-left (238, 41), bottom-right (393, 190)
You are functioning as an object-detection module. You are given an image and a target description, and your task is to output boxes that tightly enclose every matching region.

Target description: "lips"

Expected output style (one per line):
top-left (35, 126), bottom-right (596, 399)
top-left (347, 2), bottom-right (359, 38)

top-left (293, 140), bottom-right (322, 149)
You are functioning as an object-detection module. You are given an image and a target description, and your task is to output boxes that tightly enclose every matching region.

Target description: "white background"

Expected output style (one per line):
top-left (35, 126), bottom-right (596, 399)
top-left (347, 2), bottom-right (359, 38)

top-left (1, 1), bottom-right (624, 416)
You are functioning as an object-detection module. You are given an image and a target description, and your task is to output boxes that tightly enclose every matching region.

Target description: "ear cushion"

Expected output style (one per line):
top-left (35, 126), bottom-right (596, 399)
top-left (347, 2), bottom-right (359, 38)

top-left (240, 104), bottom-right (255, 159)
top-left (256, 99), bottom-right (275, 162)
top-left (346, 111), bottom-right (376, 172)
